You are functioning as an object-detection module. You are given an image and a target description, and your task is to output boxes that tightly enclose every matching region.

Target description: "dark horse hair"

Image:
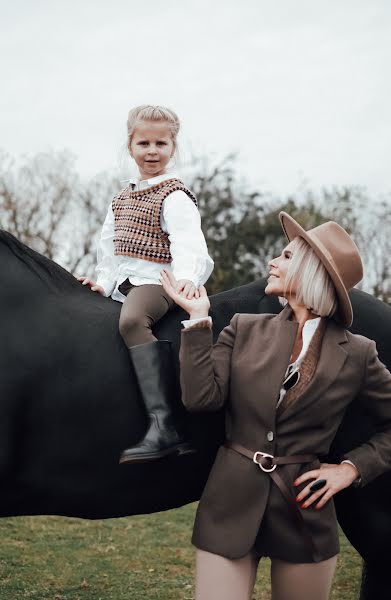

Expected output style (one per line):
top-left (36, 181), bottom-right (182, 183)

top-left (1, 229), bottom-right (391, 598)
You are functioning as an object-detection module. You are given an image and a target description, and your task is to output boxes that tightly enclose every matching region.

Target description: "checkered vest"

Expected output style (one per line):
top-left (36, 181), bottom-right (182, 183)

top-left (112, 178), bottom-right (198, 263)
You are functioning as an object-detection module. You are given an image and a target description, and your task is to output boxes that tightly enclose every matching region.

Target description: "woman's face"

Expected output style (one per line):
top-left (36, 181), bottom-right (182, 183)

top-left (265, 240), bottom-right (297, 298)
top-left (129, 120), bottom-right (175, 180)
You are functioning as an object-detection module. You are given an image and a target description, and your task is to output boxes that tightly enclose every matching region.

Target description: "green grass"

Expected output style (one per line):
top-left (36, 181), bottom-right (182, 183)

top-left (0, 503), bottom-right (361, 600)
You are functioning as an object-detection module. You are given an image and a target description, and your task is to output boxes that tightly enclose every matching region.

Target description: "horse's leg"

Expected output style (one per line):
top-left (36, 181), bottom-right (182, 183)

top-left (335, 476), bottom-right (391, 600)
top-left (359, 561), bottom-right (389, 600)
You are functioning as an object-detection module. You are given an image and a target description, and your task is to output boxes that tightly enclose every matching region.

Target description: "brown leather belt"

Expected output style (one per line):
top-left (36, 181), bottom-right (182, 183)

top-left (224, 441), bottom-right (322, 562)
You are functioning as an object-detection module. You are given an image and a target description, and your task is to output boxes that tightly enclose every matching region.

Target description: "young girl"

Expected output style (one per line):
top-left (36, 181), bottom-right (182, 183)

top-left (78, 105), bottom-right (214, 464)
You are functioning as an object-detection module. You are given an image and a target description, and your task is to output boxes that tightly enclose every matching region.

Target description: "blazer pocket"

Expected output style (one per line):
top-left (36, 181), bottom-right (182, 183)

top-left (199, 445), bottom-right (262, 517)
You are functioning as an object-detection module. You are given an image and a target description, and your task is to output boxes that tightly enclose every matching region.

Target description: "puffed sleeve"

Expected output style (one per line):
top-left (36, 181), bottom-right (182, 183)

top-left (162, 190), bottom-right (214, 287)
top-left (95, 202), bottom-right (118, 297)
top-left (343, 340), bottom-right (391, 486)
top-left (179, 314), bottom-right (239, 412)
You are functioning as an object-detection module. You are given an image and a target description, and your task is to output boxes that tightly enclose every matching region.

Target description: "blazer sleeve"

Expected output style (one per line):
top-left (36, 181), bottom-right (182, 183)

top-left (343, 340), bottom-right (391, 486)
top-left (179, 313), bottom-right (239, 412)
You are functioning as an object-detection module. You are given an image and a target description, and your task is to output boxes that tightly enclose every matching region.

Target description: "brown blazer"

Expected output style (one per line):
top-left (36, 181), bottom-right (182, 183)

top-left (179, 306), bottom-right (391, 562)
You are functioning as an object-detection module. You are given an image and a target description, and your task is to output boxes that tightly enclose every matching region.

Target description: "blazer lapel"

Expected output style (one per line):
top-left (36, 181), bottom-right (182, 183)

top-left (277, 319), bottom-right (349, 421)
top-left (256, 305), bottom-right (298, 413)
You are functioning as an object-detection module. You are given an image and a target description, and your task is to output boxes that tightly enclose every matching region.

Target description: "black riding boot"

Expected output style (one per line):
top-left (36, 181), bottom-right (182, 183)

top-left (119, 340), bottom-right (195, 464)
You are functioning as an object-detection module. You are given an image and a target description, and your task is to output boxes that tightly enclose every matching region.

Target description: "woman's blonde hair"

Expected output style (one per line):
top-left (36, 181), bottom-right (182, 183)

top-left (126, 105), bottom-right (180, 151)
top-left (282, 236), bottom-right (338, 318)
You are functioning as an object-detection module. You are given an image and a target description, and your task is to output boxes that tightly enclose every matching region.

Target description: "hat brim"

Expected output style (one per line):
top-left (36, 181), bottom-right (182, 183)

top-left (279, 212), bottom-right (353, 327)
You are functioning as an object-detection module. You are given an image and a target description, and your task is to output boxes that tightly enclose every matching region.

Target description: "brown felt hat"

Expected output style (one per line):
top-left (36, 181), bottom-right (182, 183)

top-left (279, 212), bottom-right (364, 327)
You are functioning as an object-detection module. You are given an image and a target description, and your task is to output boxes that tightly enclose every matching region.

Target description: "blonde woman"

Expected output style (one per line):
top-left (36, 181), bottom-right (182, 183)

top-left (160, 212), bottom-right (391, 600)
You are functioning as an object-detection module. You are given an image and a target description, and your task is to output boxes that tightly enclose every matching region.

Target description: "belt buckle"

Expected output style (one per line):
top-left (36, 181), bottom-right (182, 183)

top-left (253, 451), bottom-right (277, 472)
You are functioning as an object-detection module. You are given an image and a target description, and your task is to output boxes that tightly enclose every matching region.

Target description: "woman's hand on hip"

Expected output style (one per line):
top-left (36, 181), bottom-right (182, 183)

top-left (76, 276), bottom-right (105, 295)
top-left (160, 269), bottom-right (210, 317)
top-left (293, 462), bottom-right (360, 510)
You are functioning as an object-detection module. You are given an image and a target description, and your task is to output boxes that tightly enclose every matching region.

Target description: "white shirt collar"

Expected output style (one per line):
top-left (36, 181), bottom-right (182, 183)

top-left (125, 172), bottom-right (178, 191)
top-left (292, 316), bottom-right (321, 367)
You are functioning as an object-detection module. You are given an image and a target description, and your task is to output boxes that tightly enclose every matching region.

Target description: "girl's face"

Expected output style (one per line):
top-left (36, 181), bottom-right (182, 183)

top-left (265, 240), bottom-right (297, 298)
top-left (129, 120), bottom-right (175, 180)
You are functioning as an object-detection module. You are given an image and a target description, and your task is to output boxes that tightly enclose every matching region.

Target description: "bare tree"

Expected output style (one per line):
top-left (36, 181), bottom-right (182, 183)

top-left (62, 172), bottom-right (120, 276)
top-left (361, 199), bottom-right (391, 303)
top-left (0, 150), bottom-right (77, 257)
top-left (0, 150), bottom-right (119, 278)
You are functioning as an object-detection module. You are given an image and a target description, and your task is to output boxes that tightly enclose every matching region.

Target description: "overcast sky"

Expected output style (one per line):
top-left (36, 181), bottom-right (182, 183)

top-left (1, 0), bottom-right (390, 197)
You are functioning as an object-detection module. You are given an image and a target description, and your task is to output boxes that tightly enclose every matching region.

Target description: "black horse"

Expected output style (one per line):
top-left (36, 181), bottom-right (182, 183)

top-left (1, 229), bottom-right (391, 599)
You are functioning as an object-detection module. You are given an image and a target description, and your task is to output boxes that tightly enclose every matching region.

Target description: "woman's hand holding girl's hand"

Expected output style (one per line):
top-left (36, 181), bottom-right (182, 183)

top-left (176, 278), bottom-right (200, 300)
top-left (160, 269), bottom-right (210, 318)
top-left (77, 276), bottom-right (105, 295)
top-left (293, 462), bottom-right (360, 510)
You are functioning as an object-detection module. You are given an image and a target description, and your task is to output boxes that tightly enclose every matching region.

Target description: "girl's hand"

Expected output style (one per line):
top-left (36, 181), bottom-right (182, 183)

top-left (293, 462), bottom-right (360, 510)
top-left (77, 276), bottom-right (105, 295)
top-left (160, 269), bottom-right (210, 318)
top-left (176, 279), bottom-right (200, 300)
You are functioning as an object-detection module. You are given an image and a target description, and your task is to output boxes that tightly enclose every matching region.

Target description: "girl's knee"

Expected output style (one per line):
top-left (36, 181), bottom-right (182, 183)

top-left (119, 314), bottom-right (146, 342)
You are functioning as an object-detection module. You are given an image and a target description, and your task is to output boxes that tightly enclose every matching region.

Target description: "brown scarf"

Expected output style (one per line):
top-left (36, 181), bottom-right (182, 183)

top-left (277, 318), bottom-right (327, 416)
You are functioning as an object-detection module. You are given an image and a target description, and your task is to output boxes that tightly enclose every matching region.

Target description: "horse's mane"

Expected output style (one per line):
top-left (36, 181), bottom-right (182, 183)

top-left (0, 229), bottom-right (80, 292)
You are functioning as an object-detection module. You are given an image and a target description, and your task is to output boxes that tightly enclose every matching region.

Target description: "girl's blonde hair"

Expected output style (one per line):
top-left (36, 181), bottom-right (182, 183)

top-left (282, 236), bottom-right (338, 318)
top-left (127, 105), bottom-right (180, 151)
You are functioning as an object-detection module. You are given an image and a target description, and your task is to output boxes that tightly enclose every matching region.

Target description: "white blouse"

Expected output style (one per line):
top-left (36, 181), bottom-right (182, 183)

top-left (95, 172), bottom-right (214, 303)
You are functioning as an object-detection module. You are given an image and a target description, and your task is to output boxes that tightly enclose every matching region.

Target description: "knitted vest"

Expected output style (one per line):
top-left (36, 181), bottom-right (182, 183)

top-left (277, 318), bottom-right (327, 417)
top-left (112, 178), bottom-right (198, 263)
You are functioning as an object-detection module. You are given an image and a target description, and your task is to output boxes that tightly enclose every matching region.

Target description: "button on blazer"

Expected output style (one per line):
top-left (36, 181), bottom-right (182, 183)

top-left (179, 306), bottom-right (391, 562)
